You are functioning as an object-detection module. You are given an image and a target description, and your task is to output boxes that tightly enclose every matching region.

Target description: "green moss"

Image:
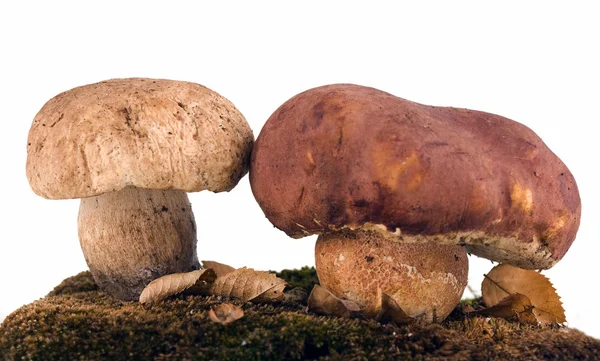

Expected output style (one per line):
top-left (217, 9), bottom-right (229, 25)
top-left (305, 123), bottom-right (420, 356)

top-left (275, 266), bottom-right (319, 293)
top-left (1, 270), bottom-right (599, 360)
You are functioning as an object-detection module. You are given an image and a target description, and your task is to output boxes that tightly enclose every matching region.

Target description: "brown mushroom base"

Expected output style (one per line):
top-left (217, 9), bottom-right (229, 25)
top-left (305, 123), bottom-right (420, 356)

top-left (78, 187), bottom-right (200, 301)
top-left (315, 229), bottom-right (469, 322)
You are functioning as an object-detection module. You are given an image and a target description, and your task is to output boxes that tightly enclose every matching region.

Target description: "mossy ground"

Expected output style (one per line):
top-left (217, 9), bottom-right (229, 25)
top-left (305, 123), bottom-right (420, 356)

top-left (1, 269), bottom-right (599, 361)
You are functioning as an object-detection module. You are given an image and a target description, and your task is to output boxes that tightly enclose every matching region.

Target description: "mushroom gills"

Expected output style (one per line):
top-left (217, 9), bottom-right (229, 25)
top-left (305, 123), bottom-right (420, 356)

top-left (315, 229), bottom-right (468, 322)
top-left (78, 186), bottom-right (200, 301)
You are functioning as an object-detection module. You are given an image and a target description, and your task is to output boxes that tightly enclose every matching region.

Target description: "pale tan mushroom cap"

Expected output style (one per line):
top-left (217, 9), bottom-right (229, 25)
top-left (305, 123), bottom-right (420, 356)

top-left (27, 78), bottom-right (254, 199)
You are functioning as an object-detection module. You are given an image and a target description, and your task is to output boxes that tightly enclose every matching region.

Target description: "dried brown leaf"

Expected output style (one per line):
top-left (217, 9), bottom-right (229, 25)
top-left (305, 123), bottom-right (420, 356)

top-left (307, 285), bottom-right (360, 318)
top-left (209, 267), bottom-right (287, 302)
top-left (201, 260), bottom-right (236, 277)
top-left (376, 292), bottom-right (415, 325)
top-left (476, 293), bottom-right (538, 324)
top-left (139, 269), bottom-right (217, 306)
top-left (482, 263), bottom-right (566, 324)
top-left (208, 303), bottom-right (244, 325)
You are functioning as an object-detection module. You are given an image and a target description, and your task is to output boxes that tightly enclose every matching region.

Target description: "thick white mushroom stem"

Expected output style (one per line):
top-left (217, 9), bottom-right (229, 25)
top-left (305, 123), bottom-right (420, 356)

top-left (315, 229), bottom-right (469, 322)
top-left (78, 186), bottom-right (200, 301)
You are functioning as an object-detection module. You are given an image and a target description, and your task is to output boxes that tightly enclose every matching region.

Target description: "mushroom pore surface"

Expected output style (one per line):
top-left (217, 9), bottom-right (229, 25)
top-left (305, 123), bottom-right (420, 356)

top-left (315, 229), bottom-right (468, 323)
top-left (78, 187), bottom-right (199, 301)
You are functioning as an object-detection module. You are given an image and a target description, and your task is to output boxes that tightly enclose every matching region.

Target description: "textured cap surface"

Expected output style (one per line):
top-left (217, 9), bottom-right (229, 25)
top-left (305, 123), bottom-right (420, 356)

top-left (250, 84), bottom-right (581, 269)
top-left (27, 78), bottom-right (254, 199)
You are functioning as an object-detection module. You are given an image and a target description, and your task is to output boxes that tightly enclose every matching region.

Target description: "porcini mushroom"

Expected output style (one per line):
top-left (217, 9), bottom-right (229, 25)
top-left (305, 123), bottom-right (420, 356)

top-left (27, 78), bottom-right (254, 300)
top-left (250, 84), bottom-right (581, 322)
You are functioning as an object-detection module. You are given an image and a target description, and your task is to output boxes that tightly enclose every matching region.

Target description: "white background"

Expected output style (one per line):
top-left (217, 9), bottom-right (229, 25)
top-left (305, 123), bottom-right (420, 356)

top-left (1, 2), bottom-right (598, 338)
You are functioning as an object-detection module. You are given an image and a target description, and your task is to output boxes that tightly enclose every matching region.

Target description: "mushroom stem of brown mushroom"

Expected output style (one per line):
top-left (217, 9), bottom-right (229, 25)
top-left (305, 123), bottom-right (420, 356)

top-left (78, 186), bottom-right (200, 300)
top-left (314, 229), bottom-right (469, 322)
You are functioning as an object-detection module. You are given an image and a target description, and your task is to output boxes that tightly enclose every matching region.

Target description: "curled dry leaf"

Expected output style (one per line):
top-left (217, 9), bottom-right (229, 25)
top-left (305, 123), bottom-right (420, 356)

top-left (375, 291), bottom-right (415, 325)
top-left (139, 269), bottom-right (217, 306)
top-left (208, 303), bottom-right (244, 325)
top-left (201, 260), bottom-right (236, 277)
top-left (209, 267), bottom-right (287, 302)
top-left (307, 285), bottom-right (361, 318)
top-left (139, 267), bottom-right (286, 305)
top-left (476, 293), bottom-right (538, 324)
top-left (482, 263), bottom-right (566, 324)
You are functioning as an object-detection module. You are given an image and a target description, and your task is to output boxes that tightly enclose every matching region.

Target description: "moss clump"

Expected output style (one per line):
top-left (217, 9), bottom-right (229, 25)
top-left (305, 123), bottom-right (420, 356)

top-left (275, 266), bottom-right (319, 293)
top-left (1, 269), bottom-right (599, 361)
top-left (47, 271), bottom-right (99, 296)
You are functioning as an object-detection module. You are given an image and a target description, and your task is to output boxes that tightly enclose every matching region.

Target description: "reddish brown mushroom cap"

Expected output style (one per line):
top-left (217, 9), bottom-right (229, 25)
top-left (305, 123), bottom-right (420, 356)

top-left (250, 84), bottom-right (581, 269)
